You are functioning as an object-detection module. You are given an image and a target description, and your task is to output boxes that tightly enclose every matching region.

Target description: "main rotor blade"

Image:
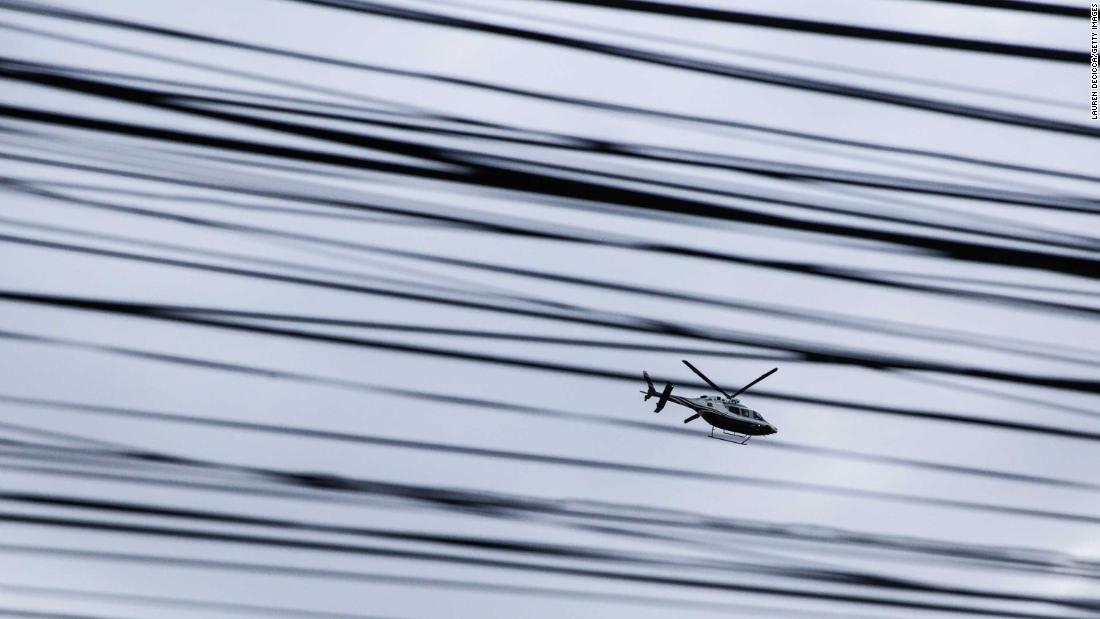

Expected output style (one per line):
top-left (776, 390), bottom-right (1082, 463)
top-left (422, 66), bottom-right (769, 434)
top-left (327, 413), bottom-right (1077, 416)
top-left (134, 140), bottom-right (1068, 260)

top-left (683, 413), bottom-right (701, 424)
top-left (730, 368), bottom-right (779, 399)
top-left (681, 360), bottom-right (732, 397)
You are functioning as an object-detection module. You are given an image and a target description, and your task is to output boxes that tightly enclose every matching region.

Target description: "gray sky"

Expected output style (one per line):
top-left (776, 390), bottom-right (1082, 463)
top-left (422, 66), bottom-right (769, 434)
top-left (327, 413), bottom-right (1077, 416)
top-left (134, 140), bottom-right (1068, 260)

top-left (2, 1), bottom-right (1099, 617)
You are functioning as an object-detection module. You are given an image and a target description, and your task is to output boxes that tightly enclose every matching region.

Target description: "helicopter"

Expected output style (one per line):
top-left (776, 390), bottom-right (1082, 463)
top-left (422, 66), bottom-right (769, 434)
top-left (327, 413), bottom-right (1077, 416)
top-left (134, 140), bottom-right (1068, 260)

top-left (642, 360), bottom-right (778, 444)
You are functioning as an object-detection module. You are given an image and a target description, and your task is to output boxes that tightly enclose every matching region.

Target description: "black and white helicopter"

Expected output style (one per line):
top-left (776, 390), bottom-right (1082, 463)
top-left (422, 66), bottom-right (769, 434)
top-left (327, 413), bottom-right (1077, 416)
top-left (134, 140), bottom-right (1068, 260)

top-left (643, 360), bottom-right (778, 444)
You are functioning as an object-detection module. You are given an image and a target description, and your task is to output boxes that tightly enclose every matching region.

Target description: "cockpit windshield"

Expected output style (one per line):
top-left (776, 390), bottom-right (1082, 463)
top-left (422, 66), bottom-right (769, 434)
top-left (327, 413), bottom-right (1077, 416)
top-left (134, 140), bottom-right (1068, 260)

top-left (725, 403), bottom-right (764, 421)
top-left (724, 404), bottom-right (745, 417)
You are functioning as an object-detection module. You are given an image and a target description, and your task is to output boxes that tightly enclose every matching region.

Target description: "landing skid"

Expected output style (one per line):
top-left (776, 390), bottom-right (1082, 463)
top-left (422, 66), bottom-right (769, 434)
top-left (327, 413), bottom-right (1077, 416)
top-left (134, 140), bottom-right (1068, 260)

top-left (709, 426), bottom-right (751, 445)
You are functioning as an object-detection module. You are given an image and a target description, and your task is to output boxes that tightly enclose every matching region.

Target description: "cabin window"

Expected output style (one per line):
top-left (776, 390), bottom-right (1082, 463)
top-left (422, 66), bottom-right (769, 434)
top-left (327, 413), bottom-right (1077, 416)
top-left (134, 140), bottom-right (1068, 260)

top-left (751, 411), bottom-right (763, 420)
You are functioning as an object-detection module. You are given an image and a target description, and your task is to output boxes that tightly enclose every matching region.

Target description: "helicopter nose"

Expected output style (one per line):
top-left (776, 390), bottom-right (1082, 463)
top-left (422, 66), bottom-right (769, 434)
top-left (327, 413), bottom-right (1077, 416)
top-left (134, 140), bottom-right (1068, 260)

top-left (766, 424), bottom-right (778, 435)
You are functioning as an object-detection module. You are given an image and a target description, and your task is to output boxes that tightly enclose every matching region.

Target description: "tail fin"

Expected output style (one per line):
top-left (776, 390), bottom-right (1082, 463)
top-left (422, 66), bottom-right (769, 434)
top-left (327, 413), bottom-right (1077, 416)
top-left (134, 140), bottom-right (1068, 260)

top-left (653, 383), bottom-right (674, 413)
top-left (643, 371), bottom-right (657, 400)
top-left (642, 371), bottom-right (674, 412)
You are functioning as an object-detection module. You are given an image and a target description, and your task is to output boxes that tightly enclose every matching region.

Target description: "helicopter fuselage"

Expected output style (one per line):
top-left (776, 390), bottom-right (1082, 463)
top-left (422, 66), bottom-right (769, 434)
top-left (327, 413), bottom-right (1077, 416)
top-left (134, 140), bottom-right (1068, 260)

top-left (667, 394), bottom-right (777, 436)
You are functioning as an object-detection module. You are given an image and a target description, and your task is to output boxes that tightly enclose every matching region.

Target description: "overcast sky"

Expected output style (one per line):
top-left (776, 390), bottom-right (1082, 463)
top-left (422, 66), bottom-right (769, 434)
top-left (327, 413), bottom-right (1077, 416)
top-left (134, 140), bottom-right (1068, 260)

top-left (1, 1), bottom-right (1099, 617)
